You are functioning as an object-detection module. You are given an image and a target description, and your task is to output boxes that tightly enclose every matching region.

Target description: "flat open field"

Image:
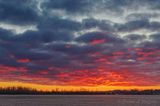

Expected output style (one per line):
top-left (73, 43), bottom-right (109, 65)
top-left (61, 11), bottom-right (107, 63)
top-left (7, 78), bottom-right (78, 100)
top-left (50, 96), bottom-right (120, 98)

top-left (0, 95), bottom-right (159, 106)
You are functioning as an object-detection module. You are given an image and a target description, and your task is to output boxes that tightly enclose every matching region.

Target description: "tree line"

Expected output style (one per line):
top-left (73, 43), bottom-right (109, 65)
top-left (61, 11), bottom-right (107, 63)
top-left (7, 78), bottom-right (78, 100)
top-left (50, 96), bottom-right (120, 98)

top-left (0, 87), bottom-right (160, 95)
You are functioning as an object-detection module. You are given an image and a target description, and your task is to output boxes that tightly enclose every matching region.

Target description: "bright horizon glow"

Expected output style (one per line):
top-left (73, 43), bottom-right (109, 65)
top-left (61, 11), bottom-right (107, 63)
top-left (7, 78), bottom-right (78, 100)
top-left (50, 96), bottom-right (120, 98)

top-left (0, 82), bottom-right (160, 92)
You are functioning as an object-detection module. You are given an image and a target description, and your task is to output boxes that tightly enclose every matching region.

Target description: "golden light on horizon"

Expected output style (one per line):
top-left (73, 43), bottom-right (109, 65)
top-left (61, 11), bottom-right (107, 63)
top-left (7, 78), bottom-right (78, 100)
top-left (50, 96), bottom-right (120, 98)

top-left (0, 81), bottom-right (160, 92)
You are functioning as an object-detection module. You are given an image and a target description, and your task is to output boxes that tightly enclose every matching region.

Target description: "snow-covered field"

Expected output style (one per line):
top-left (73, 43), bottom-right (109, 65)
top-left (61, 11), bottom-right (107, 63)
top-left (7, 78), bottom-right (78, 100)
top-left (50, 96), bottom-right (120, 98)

top-left (0, 95), bottom-right (159, 106)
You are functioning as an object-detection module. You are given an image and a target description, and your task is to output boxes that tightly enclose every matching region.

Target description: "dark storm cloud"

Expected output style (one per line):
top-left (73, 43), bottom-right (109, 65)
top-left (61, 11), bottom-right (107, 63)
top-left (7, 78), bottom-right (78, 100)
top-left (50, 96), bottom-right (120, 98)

top-left (41, 0), bottom-right (92, 14)
top-left (81, 18), bottom-right (160, 33)
top-left (82, 18), bottom-right (114, 31)
top-left (150, 33), bottom-right (160, 40)
top-left (124, 34), bottom-right (146, 41)
top-left (0, 28), bottom-right (13, 41)
top-left (41, 0), bottom-right (160, 13)
top-left (115, 19), bottom-right (160, 32)
top-left (0, 29), bottom-right (21, 67)
top-left (126, 13), bottom-right (159, 21)
top-left (137, 33), bottom-right (160, 50)
top-left (149, 33), bottom-right (160, 47)
top-left (13, 49), bottom-right (51, 61)
top-left (116, 19), bottom-right (149, 32)
top-left (38, 17), bottom-right (81, 31)
top-left (0, 0), bottom-right (39, 25)
top-left (44, 41), bottom-right (101, 55)
top-left (0, 58), bottom-right (21, 67)
top-left (26, 63), bottom-right (50, 73)
top-left (76, 32), bottom-right (125, 44)
top-left (103, 0), bottom-right (160, 10)
top-left (0, 46), bottom-right (7, 58)
top-left (144, 0), bottom-right (160, 9)
top-left (13, 30), bottom-right (73, 43)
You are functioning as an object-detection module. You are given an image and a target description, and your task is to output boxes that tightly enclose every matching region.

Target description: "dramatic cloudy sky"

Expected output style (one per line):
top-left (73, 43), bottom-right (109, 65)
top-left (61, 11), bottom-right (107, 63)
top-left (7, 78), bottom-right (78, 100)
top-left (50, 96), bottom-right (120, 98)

top-left (0, 0), bottom-right (160, 90)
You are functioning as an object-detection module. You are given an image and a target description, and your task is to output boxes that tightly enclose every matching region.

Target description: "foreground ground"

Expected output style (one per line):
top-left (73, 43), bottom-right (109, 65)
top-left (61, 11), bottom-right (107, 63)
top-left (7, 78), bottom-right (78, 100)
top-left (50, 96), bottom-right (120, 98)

top-left (0, 95), bottom-right (159, 106)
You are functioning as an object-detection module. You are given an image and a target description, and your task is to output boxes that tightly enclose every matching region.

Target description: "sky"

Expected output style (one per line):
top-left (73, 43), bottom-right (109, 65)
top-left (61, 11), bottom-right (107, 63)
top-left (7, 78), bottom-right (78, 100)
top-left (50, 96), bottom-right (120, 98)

top-left (0, 0), bottom-right (160, 91)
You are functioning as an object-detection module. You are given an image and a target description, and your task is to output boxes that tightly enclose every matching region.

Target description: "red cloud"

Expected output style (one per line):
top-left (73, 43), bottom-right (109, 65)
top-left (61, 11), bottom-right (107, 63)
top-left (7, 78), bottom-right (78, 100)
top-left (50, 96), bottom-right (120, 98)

top-left (90, 39), bottom-right (106, 45)
top-left (17, 59), bottom-right (30, 63)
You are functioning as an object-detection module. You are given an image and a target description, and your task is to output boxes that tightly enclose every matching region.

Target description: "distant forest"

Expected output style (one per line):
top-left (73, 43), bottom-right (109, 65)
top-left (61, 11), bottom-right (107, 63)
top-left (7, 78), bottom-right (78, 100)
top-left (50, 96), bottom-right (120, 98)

top-left (0, 87), bottom-right (160, 95)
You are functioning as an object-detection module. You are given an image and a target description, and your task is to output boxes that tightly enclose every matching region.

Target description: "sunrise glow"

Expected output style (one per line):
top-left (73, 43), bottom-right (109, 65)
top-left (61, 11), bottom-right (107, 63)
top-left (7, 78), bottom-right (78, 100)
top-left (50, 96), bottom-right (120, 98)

top-left (0, 0), bottom-right (160, 91)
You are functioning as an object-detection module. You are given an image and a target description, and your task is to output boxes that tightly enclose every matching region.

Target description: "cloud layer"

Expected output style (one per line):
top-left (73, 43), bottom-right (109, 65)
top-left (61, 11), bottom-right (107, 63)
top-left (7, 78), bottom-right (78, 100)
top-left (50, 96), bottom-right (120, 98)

top-left (0, 0), bottom-right (160, 87)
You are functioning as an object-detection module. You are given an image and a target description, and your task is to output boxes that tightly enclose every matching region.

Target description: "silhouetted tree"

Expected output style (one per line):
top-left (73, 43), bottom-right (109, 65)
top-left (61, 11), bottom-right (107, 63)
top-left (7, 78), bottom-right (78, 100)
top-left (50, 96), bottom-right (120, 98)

top-left (0, 87), bottom-right (159, 95)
